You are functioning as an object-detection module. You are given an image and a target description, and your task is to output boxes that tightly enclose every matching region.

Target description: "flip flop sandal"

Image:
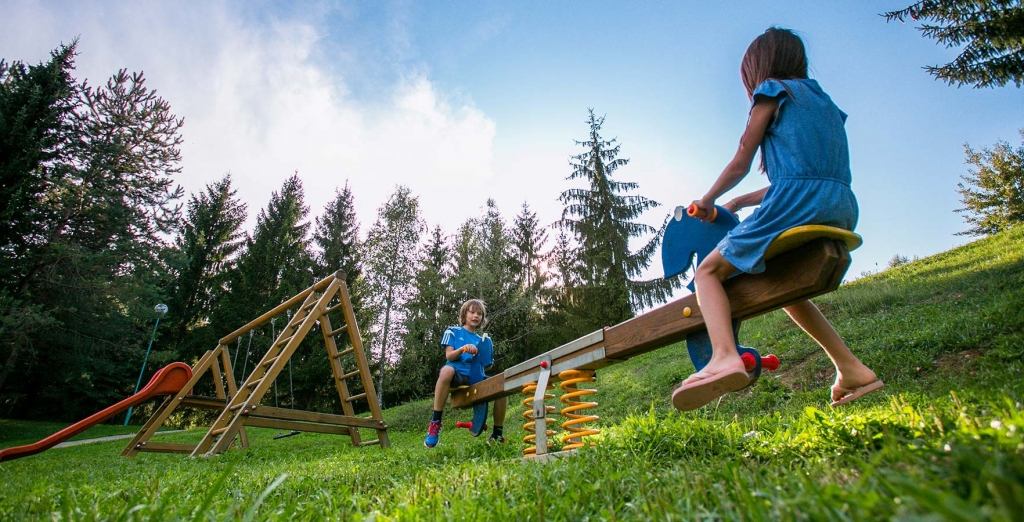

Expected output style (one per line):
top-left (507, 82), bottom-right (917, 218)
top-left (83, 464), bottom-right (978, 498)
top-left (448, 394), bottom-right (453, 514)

top-left (672, 369), bottom-right (749, 411)
top-left (830, 380), bottom-right (884, 407)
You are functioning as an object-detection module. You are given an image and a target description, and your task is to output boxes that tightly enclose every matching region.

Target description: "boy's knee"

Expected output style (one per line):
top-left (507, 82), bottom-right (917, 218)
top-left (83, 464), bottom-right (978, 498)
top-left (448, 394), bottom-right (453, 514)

top-left (437, 366), bottom-right (455, 383)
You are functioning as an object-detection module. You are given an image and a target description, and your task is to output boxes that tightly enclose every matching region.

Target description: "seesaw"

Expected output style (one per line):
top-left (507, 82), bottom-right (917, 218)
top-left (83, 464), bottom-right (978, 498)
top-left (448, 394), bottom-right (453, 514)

top-left (449, 203), bottom-right (861, 458)
top-left (0, 363), bottom-right (192, 462)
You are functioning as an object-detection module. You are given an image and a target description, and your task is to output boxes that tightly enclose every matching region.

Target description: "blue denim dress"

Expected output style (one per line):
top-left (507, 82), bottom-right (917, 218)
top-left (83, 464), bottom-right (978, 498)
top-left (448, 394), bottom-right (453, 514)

top-left (718, 79), bottom-right (859, 274)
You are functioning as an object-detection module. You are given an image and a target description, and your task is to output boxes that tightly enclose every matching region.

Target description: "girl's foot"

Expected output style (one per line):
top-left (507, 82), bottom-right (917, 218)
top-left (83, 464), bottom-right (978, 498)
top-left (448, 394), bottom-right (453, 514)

top-left (673, 358), bottom-right (748, 411)
top-left (831, 368), bottom-right (882, 406)
top-left (681, 357), bottom-right (746, 386)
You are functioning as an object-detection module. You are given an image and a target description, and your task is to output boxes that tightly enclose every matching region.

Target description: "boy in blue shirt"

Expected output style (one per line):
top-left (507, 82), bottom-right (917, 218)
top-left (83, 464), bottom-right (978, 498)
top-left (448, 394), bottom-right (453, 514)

top-left (424, 299), bottom-right (507, 447)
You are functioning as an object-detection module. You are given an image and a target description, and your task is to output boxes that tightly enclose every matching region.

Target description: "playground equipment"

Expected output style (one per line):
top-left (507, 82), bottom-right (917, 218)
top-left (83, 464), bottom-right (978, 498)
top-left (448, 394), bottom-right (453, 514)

top-left (0, 363), bottom-right (192, 462)
top-left (123, 271), bottom-right (388, 457)
top-left (451, 206), bottom-right (862, 458)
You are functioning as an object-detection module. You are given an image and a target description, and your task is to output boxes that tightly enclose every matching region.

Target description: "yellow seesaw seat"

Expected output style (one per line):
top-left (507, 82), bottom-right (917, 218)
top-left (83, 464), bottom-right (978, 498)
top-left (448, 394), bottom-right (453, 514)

top-left (763, 225), bottom-right (862, 261)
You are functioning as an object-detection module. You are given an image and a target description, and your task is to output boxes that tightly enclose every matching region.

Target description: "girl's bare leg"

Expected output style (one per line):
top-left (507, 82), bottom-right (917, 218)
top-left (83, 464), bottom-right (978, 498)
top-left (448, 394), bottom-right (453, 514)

top-left (433, 366), bottom-right (456, 411)
top-left (783, 300), bottom-right (877, 400)
top-left (686, 249), bottom-right (746, 384)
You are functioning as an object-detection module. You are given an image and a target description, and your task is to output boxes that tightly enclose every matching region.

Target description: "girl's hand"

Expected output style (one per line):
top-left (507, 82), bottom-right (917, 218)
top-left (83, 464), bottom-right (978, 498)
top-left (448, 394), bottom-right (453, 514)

top-left (689, 198), bottom-right (716, 222)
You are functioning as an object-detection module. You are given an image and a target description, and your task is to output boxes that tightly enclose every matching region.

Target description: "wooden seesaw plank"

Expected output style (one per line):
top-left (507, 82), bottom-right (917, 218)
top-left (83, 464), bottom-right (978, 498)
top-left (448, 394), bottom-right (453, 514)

top-left (450, 237), bottom-right (849, 409)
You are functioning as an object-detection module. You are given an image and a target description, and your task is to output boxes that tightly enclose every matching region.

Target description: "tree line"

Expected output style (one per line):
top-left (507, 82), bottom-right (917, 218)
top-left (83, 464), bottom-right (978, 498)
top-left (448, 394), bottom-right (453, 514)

top-left (0, 43), bottom-right (675, 421)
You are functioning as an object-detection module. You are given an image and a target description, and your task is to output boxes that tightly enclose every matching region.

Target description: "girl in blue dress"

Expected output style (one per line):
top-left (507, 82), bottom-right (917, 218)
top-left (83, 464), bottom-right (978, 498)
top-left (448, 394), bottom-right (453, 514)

top-left (673, 27), bottom-right (882, 411)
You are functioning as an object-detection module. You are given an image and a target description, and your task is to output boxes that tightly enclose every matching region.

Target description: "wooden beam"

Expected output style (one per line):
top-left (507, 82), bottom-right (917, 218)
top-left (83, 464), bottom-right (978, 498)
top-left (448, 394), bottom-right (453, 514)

top-left (245, 417), bottom-right (355, 436)
top-left (219, 271), bottom-right (343, 346)
top-left (247, 406), bottom-right (389, 430)
top-left (451, 238), bottom-right (849, 408)
top-left (133, 442), bottom-right (197, 454)
top-left (179, 395), bottom-right (229, 410)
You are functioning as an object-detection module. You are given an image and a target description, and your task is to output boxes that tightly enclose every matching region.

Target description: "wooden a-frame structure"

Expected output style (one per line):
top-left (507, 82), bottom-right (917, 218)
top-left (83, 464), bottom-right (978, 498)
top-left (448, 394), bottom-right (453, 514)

top-left (122, 271), bottom-right (389, 457)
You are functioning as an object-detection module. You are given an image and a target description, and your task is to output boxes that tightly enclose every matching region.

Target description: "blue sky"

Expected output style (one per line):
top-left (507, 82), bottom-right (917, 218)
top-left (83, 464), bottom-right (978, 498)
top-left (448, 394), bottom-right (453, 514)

top-left (4, 0), bottom-right (1022, 287)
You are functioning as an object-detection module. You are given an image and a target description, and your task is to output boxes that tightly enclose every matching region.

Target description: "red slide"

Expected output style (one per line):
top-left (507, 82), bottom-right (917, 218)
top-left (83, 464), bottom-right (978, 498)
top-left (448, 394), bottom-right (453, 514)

top-left (0, 362), bottom-right (193, 463)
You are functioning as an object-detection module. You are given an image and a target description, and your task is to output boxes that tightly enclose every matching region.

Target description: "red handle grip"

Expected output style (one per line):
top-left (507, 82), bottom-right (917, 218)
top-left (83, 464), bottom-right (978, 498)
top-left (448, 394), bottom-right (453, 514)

top-left (687, 204), bottom-right (718, 222)
top-left (740, 353), bottom-right (780, 372)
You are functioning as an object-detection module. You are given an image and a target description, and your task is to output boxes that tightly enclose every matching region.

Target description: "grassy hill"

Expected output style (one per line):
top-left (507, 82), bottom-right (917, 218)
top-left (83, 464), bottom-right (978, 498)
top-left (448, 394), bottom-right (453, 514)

top-left (2, 228), bottom-right (1023, 520)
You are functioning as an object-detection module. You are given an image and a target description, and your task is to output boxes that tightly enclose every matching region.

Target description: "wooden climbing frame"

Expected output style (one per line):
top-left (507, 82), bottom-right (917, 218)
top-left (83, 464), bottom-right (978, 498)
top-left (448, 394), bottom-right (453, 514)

top-left (122, 271), bottom-right (389, 457)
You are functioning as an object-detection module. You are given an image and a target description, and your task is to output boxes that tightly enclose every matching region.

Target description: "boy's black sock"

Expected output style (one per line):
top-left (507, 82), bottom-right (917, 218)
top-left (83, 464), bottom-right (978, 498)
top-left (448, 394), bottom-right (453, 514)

top-left (431, 410), bottom-right (443, 422)
top-left (491, 425), bottom-right (503, 437)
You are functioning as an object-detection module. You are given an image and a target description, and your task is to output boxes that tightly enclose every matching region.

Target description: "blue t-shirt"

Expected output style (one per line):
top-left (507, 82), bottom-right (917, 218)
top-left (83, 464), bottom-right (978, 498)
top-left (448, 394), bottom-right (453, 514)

top-left (441, 326), bottom-right (492, 376)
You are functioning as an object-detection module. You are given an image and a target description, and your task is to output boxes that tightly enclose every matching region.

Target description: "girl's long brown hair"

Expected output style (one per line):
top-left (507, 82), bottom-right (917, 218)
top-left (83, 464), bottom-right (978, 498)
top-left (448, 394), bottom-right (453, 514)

top-left (741, 27), bottom-right (808, 99)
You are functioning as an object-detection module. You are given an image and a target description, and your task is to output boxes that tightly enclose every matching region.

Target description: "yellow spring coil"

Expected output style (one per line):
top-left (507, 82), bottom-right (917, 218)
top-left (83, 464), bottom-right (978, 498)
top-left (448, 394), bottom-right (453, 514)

top-left (521, 381), bottom-right (556, 457)
top-left (559, 369), bottom-right (599, 450)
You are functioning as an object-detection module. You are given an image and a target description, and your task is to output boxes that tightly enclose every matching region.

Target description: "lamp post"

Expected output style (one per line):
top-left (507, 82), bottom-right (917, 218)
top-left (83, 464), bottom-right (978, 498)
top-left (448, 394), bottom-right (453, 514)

top-left (124, 303), bottom-right (168, 426)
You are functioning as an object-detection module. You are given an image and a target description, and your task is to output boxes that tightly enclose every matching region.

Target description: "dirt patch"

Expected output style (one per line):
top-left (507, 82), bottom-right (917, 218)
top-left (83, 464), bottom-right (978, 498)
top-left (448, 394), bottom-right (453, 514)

top-left (775, 351), bottom-right (831, 392)
top-left (933, 348), bottom-right (982, 373)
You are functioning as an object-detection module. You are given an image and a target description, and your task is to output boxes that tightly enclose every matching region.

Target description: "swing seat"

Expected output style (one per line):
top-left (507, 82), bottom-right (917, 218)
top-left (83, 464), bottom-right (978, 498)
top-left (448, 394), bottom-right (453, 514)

top-left (764, 225), bottom-right (862, 261)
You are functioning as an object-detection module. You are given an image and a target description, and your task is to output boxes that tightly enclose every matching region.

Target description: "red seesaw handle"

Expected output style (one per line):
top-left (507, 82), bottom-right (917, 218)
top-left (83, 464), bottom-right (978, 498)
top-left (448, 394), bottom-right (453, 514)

top-left (687, 204), bottom-right (718, 222)
top-left (456, 421), bottom-right (487, 431)
top-left (740, 353), bottom-right (780, 372)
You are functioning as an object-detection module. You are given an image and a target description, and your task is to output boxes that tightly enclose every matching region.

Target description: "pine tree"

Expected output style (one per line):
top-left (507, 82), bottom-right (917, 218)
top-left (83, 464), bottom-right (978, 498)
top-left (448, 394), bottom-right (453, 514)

top-left (956, 129), bottom-right (1024, 235)
top-left (0, 42), bottom-right (79, 397)
top-left (362, 186), bottom-right (423, 408)
top-left (556, 109), bottom-right (677, 332)
top-left (166, 174), bottom-right (247, 359)
top-left (884, 0), bottom-right (1024, 88)
top-left (511, 202), bottom-right (550, 291)
top-left (313, 181), bottom-right (362, 281)
top-left (0, 41), bottom-right (79, 268)
top-left (0, 54), bottom-right (185, 419)
top-left (391, 226), bottom-right (453, 403)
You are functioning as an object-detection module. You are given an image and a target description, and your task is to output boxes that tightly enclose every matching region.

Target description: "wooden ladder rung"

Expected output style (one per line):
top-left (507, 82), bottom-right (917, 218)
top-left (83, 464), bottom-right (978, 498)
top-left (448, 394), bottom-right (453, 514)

top-left (327, 325), bottom-right (347, 337)
top-left (274, 335), bottom-right (295, 347)
top-left (246, 379), bottom-right (263, 389)
top-left (212, 427), bottom-right (229, 436)
top-left (324, 302), bottom-right (344, 314)
top-left (260, 356), bottom-right (279, 368)
top-left (333, 347), bottom-right (355, 358)
top-left (229, 403), bottom-right (246, 411)
top-left (358, 439), bottom-right (381, 447)
top-left (346, 393), bottom-right (367, 403)
top-left (340, 369), bottom-right (360, 380)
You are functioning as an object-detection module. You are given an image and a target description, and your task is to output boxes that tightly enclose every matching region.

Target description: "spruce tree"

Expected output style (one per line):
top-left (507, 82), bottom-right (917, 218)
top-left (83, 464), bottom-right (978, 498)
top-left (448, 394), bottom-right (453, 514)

top-left (557, 109), bottom-right (677, 332)
top-left (391, 226), bottom-right (452, 402)
top-left (884, 0), bottom-right (1024, 88)
top-left (511, 202), bottom-right (550, 291)
top-left (166, 174), bottom-right (247, 359)
top-left (0, 53), bottom-right (184, 419)
top-left (0, 42), bottom-right (79, 268)
top-left (313, 181), bottom-right (362, 281)
top-left (217, 174), bottom-right (312, 384)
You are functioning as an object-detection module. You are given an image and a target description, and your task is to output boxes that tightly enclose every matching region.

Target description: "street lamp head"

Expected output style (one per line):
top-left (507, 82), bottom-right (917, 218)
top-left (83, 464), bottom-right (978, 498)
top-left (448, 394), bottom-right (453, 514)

top-left (154, 304), bottom-right (169, 315)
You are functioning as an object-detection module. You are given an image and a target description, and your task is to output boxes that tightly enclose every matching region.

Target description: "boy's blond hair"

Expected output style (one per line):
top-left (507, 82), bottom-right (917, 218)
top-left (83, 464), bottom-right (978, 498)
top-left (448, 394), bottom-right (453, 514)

top-left (459, 299), bottom-right (488, 329)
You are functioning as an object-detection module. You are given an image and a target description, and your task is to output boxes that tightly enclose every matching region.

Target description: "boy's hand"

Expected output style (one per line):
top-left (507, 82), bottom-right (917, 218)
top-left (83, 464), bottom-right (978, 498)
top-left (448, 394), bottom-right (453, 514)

top-left (461, 345), bottom-right (478, 356)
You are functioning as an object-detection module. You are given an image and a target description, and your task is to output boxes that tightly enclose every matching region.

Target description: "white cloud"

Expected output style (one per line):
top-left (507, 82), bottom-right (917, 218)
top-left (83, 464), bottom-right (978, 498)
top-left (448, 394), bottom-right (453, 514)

top-left (3, 0), bottom-right (498, 235)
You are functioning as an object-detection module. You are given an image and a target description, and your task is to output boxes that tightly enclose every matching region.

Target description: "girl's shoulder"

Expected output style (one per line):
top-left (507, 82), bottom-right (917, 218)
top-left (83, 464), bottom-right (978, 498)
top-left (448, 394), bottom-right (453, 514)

top-left (753, 78), bottom-right (823, 100)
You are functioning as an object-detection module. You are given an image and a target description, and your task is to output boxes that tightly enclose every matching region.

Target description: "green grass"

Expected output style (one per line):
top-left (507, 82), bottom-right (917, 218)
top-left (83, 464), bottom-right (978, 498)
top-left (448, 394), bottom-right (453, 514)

top-left (2, 227), bottom-right (1023, 520)
top-left (0, 419), bottom-right (172, 448)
